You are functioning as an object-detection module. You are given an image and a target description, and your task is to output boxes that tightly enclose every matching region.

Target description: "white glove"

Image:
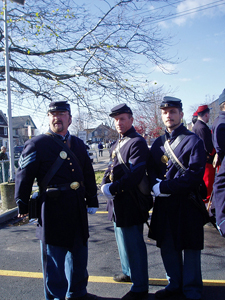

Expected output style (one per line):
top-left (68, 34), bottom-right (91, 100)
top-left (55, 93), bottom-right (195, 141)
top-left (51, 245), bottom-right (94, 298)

top-left (101, 183), bottom-right (114, 199)
top-left (87, 207), bottom-right (98, 214)
top-left (152, 179), bottom-right (171, 197)
top-left (152, 182), bottom-right (161, 197)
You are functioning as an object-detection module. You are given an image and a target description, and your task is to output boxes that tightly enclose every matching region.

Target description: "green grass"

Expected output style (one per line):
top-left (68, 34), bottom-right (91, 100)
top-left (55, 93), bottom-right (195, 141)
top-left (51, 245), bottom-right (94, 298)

top-left (95, 171), bottom-right (105, 185)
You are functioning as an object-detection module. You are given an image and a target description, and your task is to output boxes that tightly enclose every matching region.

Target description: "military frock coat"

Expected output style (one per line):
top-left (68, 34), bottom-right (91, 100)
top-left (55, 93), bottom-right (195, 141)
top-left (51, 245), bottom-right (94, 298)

top-left (192, 119), bottom-right (215, 200)
top-left (15, 132), bottom-right (98, 248)
top-left (102, 126), bottom-right (149, 227)
top-left (192, 119), bottom-right (214, 159)
top-left (213, 157), bottom-right (225, 236)
top-left (212, 111), bottom-right (225, 162)
top-left (147, 124), bottom-right (206, 251)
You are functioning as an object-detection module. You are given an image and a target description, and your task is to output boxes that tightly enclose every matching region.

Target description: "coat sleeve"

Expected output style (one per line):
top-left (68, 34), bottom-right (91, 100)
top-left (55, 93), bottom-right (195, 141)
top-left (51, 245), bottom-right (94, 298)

top-left (214, 159), bottom-right (225, 236)
top-left (76, 139), bottom-right (98, 208)
top-left (15, 141), bottom-right (39, 214)
top-left (215, 123), bottom-right (225, 161)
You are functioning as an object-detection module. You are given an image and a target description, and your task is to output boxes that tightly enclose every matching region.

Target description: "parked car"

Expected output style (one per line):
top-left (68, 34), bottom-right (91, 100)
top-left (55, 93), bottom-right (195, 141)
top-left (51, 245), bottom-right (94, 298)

top-left (14, 145), bottom-right (24, 158)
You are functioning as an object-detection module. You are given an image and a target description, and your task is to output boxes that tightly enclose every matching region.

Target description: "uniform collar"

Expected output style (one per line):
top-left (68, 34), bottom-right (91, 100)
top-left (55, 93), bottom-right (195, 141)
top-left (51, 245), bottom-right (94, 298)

top-left (48, 128), bottom-right (70, 141)
top-left (120, 126), bottom-right (135, 139)
top-left (165, 123), bottom-right (184, 139)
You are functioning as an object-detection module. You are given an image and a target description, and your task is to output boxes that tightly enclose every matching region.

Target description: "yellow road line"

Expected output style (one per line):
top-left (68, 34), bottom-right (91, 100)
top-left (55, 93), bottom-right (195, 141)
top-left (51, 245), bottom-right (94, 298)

top-left (0, 270), bottom-right (224, 286)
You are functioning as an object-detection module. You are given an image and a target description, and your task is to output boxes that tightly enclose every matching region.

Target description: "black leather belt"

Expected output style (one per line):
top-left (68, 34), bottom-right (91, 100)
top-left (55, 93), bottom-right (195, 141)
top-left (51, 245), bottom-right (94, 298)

top-left (46, 181), bottom-right (83, 193)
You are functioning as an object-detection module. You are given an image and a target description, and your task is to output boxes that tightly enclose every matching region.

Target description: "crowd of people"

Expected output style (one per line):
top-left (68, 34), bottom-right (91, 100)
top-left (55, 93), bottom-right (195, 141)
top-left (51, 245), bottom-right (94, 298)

top-left (14, 90), bottom-right (225, 300)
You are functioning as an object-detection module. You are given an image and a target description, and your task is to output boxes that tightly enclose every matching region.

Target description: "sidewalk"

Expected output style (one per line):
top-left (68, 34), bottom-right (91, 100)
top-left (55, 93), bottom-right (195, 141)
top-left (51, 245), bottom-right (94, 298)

top-left (0, 148), bottom-right (111, 224)
top-left (92, 148), bottom-right (110, 172)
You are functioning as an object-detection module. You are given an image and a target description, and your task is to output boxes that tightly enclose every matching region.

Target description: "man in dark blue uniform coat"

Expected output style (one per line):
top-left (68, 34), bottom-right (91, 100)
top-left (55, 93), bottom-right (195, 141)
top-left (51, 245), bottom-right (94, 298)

top-left (212, 89), bottom-right (225, 166)
top-left (101, 104), bottom-right (149, 300)
top-left (15, 101), bottom-right (99, 300)
top-left (147, 97), bottom-right (206, 300)
top-left (192, 105), bottom-right (215, 202)
top-left (213, 155), bottom-right (225, 237)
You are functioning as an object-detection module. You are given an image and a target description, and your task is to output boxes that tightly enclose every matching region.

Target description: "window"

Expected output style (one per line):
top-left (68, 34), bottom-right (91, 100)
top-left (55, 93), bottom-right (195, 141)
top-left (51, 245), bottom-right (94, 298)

top-left (25, 119), bottom-right (31, 126)
top-left (4, 127), bottom-right (7, 135)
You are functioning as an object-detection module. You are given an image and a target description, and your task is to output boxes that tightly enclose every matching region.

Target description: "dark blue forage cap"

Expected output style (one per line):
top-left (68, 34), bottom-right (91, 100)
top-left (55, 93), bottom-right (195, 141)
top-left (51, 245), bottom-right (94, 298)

top-left (48, 101), bottom-right (71, 113)
top-left (109, 103), bottom-right (133, 117)
top-left (160, 96), bottom-right (182, 110)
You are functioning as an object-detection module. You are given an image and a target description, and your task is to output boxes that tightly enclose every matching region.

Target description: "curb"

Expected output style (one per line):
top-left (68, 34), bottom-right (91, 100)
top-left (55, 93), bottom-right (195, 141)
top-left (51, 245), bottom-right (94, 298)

top-left (0, 207), bottom-right (18, 224)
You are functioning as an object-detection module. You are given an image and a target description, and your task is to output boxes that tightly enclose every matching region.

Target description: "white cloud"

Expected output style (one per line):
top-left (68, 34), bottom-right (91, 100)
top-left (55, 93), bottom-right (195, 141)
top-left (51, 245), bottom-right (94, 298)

top-left (202, 57), bottom-right (212, 62)
top-left (179, 78), bottom-right (192, 82)
top-left (173, 0), bottom-right (225, 25)
top-left (154, 63), bottom-right (176, 74)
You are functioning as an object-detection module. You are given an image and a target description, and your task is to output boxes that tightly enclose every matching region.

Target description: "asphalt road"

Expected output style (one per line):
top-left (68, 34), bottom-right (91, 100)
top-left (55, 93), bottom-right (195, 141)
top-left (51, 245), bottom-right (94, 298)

top-left (1, 191), bottom-right (225, 300)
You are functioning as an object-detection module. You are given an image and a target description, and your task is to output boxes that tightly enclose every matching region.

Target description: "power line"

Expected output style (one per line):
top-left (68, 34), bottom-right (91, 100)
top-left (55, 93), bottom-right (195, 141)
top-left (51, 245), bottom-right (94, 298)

top-left (135, 0), bottom-right (225, 24)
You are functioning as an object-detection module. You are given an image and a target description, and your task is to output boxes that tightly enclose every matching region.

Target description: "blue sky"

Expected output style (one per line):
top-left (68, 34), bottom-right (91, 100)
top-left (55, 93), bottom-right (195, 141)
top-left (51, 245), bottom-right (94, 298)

top-left (147, 0), bottom-right (225, 122)
top-left (1, 0), bottom-right (225, 130)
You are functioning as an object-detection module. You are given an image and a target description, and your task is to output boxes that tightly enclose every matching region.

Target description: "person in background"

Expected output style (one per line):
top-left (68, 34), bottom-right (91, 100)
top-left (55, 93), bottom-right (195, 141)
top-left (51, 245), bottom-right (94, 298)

top-left (192, 111), bottom-right (198, 126)
top-left (15, 101), bottom-right (99, 300)
top-left (148, 96), bottom-right (206, 300)
top-left (98, 142), bottom-right (103, 156)
top-left (101, 103), bottom-right (149, 300)
top-left (212, 89), bottom-right (225, 168)
top-left (192, 105), bottom-right (216, 203)
top-left (0, 146), bottom-right (8, 160)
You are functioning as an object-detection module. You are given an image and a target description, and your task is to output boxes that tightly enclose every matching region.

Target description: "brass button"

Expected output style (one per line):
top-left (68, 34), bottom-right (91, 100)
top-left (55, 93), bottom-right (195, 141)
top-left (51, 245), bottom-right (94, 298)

top-left (72, 169), bottom-right (74, 172)
top-left (67, 157), bottom-right (70, 160)
top-left (70, 163), bottom-right (72, 165)
top-left (164, 175), bottom-right (166, 178)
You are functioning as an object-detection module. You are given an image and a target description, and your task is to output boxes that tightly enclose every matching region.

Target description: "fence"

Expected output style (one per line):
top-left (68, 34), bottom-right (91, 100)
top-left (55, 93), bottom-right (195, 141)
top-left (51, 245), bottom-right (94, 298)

top-left (0, 160), bottom-right (19, 183)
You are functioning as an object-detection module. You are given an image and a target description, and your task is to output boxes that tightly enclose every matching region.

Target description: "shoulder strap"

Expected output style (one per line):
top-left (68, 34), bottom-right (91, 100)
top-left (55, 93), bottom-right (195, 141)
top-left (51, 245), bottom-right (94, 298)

top-left (39, 155), bottom-right (64, 193)
top-left (162, 134), bottom-right (187, 174)
top-left (114, 137), bottom-right (131, 172)
top-left (164, 139), bottom-right (186, 174)
top-left (46, 133), bottom-right (83, 172)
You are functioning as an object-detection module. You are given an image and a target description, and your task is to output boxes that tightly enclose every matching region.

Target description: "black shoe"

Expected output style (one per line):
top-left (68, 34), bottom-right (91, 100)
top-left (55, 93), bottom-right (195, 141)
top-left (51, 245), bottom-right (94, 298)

top-left (121, 290), bottom-right (148, 300)
top-left (155, 288), bottom-right (181, 299)
top-left (66, 293), bottom-right (98, 300)
top-left (113, 273), bottom-right (132, 282)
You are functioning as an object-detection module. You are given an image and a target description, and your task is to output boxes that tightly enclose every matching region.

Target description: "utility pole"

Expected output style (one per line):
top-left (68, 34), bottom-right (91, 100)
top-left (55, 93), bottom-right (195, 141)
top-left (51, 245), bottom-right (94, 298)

top-left (3, 0), bottom-right (25, 181)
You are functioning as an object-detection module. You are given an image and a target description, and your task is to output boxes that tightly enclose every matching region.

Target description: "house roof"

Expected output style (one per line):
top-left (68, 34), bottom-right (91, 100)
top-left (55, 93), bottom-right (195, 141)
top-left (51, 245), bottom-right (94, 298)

top-left (12, 115), bottom-right (37, 129)
top-left (0, 110), bottom-right (8, 126)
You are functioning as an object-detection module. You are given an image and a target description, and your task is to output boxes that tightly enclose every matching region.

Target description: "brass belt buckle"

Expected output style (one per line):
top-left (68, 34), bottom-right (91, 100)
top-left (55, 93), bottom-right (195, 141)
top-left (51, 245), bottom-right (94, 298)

top-left (70, 182), bottom-right (80, 190)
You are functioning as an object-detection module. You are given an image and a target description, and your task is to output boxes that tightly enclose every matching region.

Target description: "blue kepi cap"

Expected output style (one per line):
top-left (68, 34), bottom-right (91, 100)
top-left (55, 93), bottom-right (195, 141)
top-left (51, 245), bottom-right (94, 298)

top-left (160, 96), bottom-right (182, 109)
top-left (109, 103), bottom-right (133, 117)
top-left (48, 101), bottom-right (71, 113)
